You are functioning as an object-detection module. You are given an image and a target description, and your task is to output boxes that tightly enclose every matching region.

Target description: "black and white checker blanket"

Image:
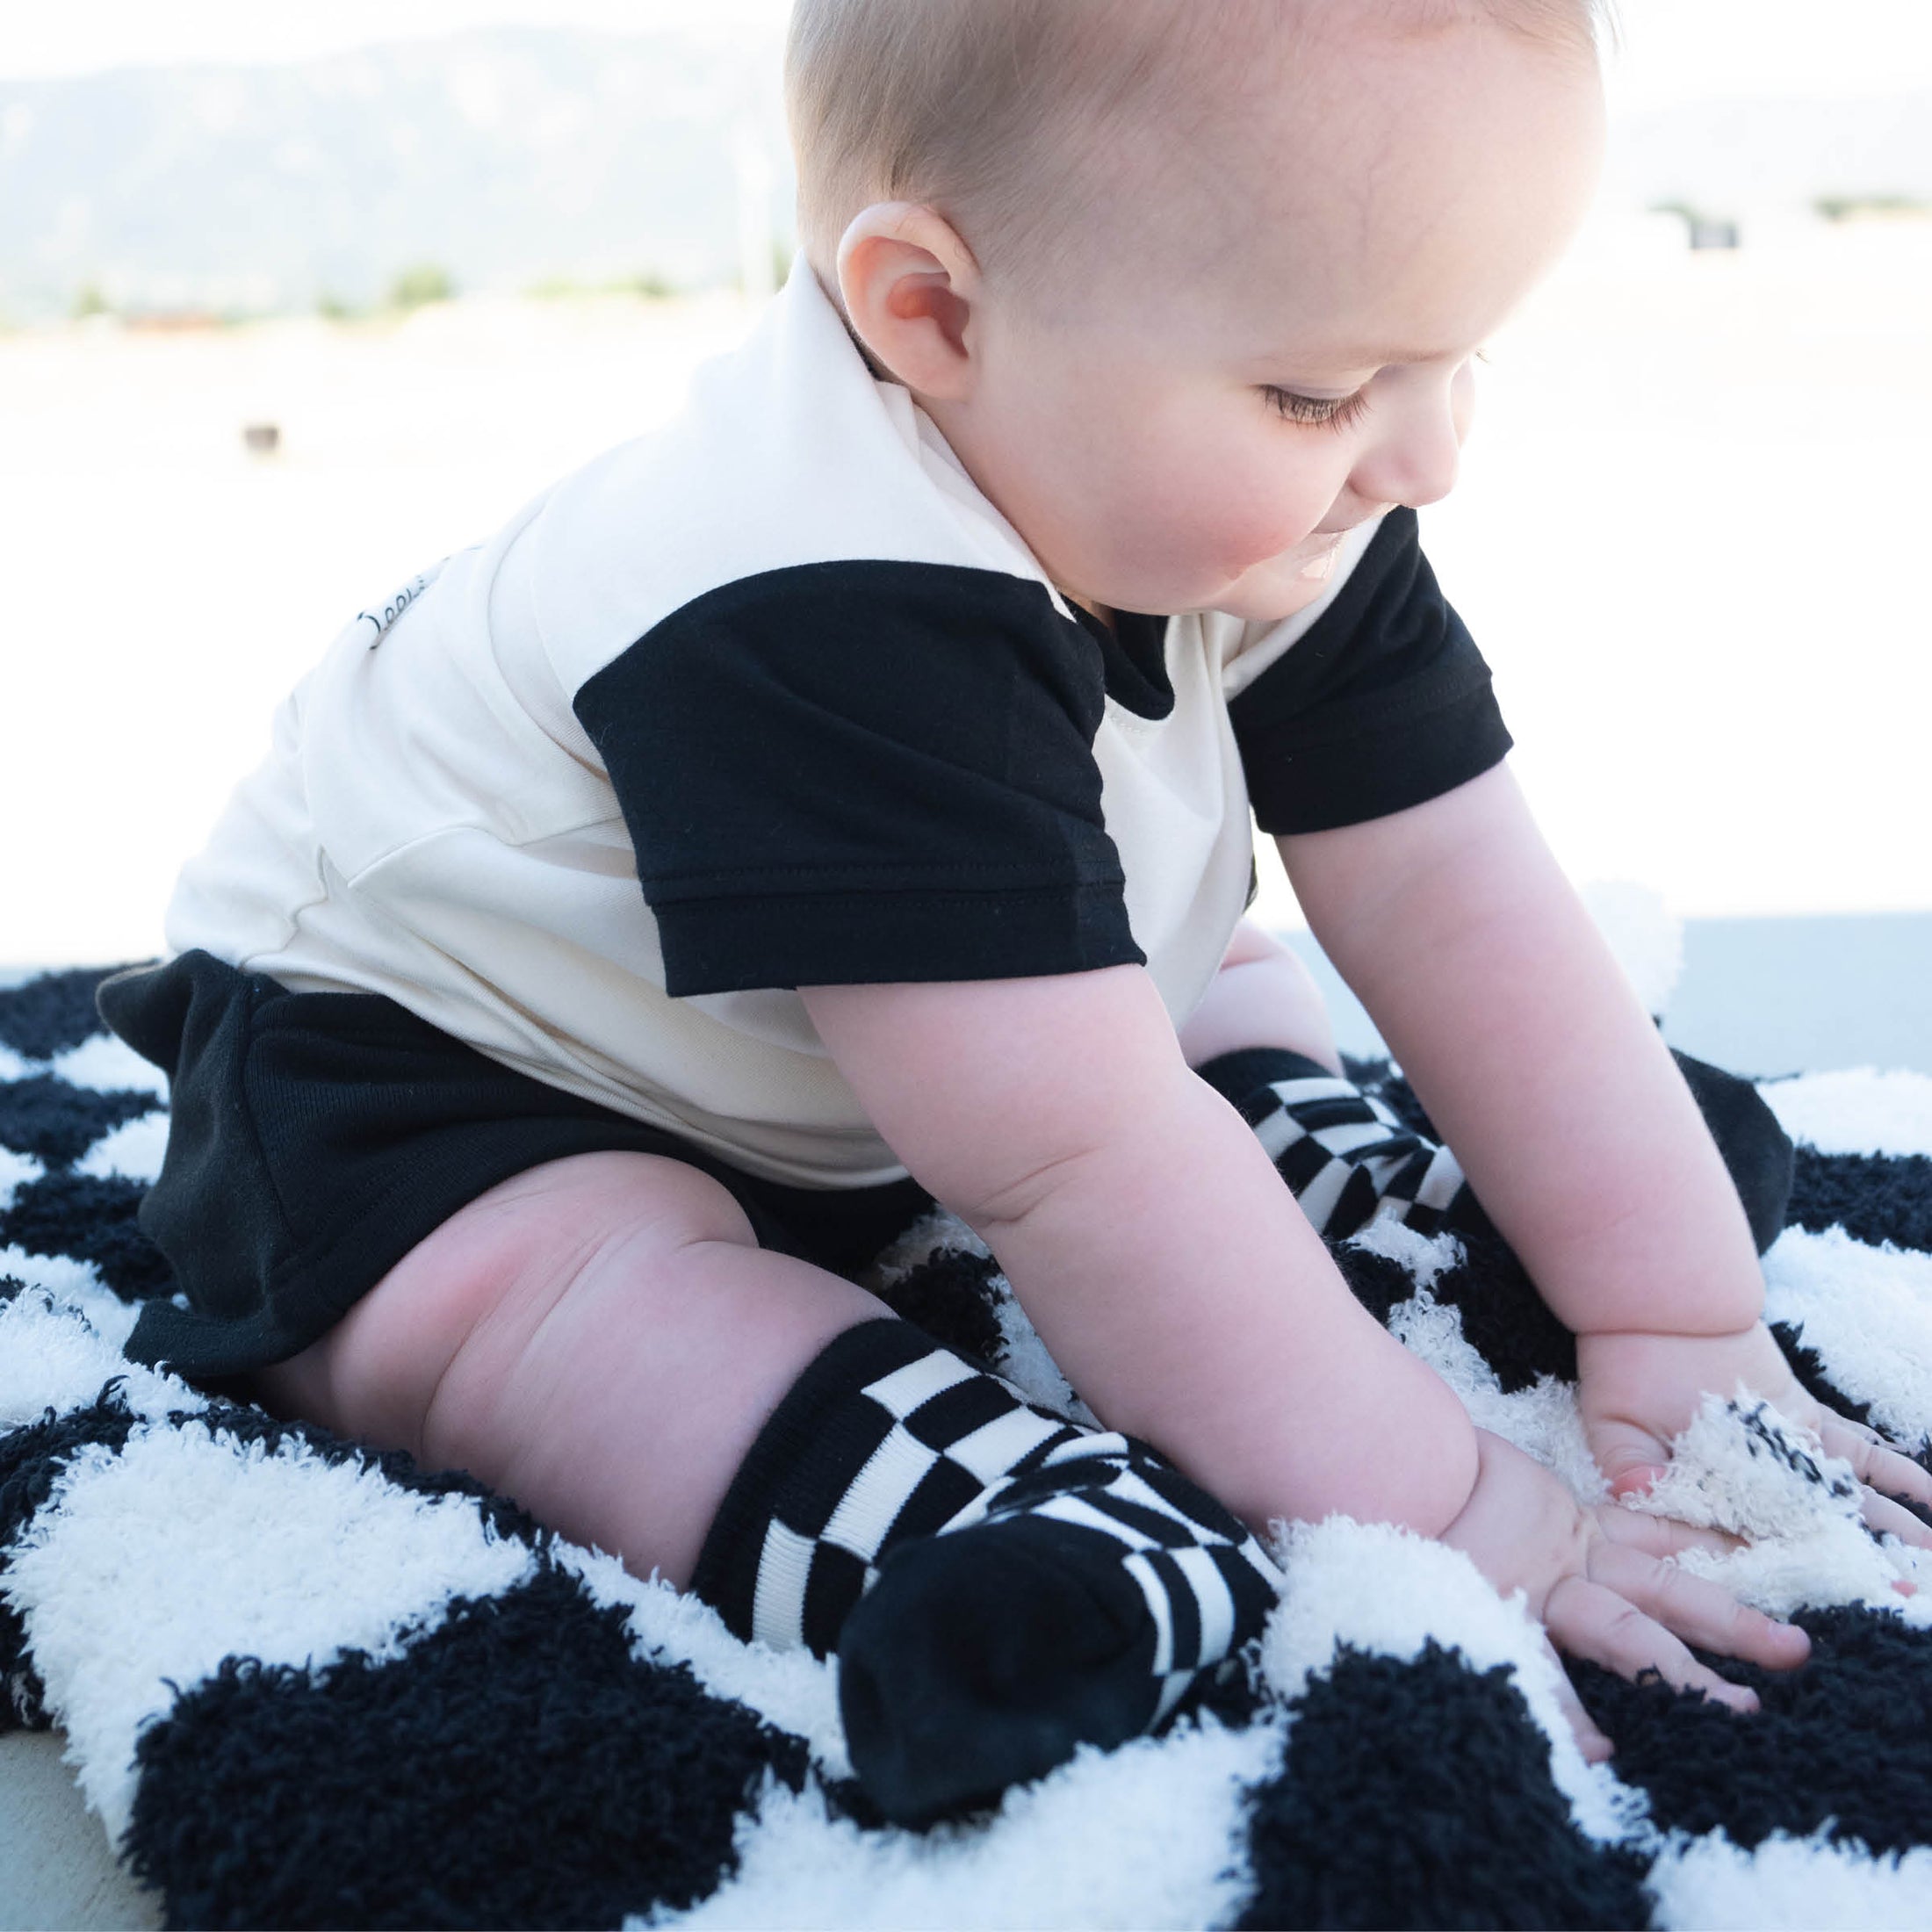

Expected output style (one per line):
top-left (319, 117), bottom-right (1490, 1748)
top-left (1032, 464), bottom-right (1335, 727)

top-left (4, 962), bottom-right (1932, 1930)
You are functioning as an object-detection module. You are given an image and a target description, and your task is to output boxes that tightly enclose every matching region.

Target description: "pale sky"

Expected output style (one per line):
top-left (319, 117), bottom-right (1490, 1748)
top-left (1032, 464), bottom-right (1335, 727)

top-left (2, 0), bottom-right (1929, 114)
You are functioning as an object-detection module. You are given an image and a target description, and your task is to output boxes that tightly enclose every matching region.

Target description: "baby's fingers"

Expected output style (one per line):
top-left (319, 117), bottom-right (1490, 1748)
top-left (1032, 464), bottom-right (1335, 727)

top-left (1822, 1424), bottom-right (1932, 1549)
top-left (1586, 1540), bottom-right (1810, 1672)
top-left (1587, 1417), bottom-right (1670, 1500)
top-left (1597, 1505), bottom-right (1746, 1564)
top-left (1538, 1633), bottom-right (1613, 1763)
top-left (1863, 1487), bottom-right (1932, 1554)
top-left (1544, 1575), bottom-right (1760, 1715)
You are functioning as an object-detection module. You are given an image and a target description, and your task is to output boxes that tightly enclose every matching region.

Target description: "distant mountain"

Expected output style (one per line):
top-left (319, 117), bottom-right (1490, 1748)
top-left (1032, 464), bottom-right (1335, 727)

top-left (0, 27), bottom-right (791, 320)
top-left (2, 27), bottom-right (1928, 322)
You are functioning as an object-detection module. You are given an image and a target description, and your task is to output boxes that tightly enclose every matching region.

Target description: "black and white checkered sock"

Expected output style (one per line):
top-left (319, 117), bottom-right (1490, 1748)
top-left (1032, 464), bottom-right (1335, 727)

top-left (689, 1318), bottom-right (1281, 1823)
top-left (1197, 1046), bottom-right (1482, 1243)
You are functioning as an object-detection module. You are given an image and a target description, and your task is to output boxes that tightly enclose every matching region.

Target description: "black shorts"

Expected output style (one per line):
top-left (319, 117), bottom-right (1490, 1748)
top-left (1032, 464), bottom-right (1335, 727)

top-left (96, 951), bottom-right (934, 1384)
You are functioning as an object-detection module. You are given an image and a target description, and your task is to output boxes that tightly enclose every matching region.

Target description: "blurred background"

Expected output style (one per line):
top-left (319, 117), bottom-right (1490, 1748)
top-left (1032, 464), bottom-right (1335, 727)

top-left (1, 0), bottom-right (1928, 1067)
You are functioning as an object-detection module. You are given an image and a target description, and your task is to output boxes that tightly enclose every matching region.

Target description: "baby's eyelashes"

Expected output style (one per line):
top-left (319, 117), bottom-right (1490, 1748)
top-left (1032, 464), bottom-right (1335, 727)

top-left (1258, 385), bottom-right (1371, 431)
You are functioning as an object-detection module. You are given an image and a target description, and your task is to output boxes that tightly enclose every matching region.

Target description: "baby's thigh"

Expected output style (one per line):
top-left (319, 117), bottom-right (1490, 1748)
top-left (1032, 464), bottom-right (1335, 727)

top-left (258, 1150), bottom-right (889, 1583)
top-left (256, 1150), bottom-right (830, 1479)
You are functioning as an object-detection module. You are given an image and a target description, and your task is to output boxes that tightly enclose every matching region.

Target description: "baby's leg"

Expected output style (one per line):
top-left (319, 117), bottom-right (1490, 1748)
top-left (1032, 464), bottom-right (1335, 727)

top-left (256, 1150), bottom-right (884, 1587)
top-left (253, 1150), bottom-right (1279, 1824)
top-left (1180, 919), bottom-right (1791, 1251)
top-left (1182, 919), bottom-right (1473, 1238)
top-left (1176, 919), bottom-right (1343, 1073)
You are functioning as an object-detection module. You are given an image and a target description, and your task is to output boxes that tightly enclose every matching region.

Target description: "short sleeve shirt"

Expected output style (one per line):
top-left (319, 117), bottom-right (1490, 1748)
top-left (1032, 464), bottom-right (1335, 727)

top-left (163, 265), bottom-right (1510, 1186)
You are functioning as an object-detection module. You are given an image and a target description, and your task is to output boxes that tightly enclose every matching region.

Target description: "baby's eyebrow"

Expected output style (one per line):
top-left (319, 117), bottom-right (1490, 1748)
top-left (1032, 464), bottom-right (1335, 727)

top-left (1259, 342), bottom-right (1464, 375)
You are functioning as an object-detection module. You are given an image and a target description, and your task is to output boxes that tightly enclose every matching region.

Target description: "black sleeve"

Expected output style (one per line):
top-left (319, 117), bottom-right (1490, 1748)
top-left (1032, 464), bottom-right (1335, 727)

top-left (1227, 508), bottom-right (1513, 835)
top-left (572, 560), bottom-right (1144, 996)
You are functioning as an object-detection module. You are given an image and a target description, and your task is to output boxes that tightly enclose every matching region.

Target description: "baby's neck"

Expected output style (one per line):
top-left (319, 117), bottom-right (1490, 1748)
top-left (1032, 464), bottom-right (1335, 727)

top-left (1063, 593), bottom-right (1116, 633)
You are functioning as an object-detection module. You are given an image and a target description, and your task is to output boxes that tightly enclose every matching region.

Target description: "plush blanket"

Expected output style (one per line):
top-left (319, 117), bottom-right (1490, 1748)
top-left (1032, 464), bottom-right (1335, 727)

top-left (3, 962), bottom-right (1931, 1931)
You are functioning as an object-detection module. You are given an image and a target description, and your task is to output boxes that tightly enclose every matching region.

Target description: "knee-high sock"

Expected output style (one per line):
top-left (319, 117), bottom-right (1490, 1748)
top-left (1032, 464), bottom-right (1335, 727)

top-left (1195, 1046), bottom-right (1478, 1241)
top-left (1197, 1044), bottom-right (1794, 1257)
top-left (689, 1317), bottom-right (1280, 1824)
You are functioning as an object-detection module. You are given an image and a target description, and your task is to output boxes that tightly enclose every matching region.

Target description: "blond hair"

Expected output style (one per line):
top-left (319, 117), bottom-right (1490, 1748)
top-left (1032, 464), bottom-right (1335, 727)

top-left (786, 0), bottom-right (1609, 286)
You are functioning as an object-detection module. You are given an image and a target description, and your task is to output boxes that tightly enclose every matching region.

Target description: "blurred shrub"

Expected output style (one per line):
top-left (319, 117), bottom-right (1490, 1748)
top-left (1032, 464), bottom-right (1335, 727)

top-left (1813, 193), bottom-right (1928, 223)
top-left (387, 263), bottom-right (457, 309)
top-left (524, 270), bottom-right (680, 299)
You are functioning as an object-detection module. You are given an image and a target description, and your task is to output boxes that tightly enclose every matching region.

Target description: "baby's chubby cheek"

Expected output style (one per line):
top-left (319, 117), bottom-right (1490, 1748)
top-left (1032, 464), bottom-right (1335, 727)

top-left (1078, 446), bottom-right (1330, 612)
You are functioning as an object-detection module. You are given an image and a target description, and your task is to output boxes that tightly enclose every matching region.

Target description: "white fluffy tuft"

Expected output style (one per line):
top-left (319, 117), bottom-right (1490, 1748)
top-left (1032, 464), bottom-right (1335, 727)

top-left (49, 1033), bottom-right (169, 1099)
top-left (1763, 1226), bottom-right (1932, 1450)
top-left (557, 1543), bottom-right (853, 1778)
top-left (1625, 1393), bottom-right (1928, 1621)
top-left (4, 1418), bottom-right (537, 1842)
top-left (1344, 1214), bottom-right (1459, 1293)
top-left (1261, 1517), bottom-right (1647, 1845)
top-left (1759, 1069), bottom-right (1932, 1158)
top-left (1363, 1255), bottom-right (1606, 1503)
top-left (648, 1716), bottom-right (1282, 1930)
top-left (74, 1109), bottom-right (169, 1183)
top-left (0, 1290), bottom-right (189, 1429)
top-left (0, 1146), bottom-right (42, 1215)
top-left (1647, 1827), bottom-right (1932, 1930)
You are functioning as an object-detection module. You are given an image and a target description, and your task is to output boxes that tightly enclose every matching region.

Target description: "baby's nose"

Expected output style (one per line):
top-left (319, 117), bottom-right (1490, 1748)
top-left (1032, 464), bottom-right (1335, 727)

top-left (1351, 408), bottom-right (1462, 510)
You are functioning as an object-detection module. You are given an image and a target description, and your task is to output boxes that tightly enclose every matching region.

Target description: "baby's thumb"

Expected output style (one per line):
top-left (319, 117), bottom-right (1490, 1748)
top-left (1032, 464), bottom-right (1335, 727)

top-left (1589, 1420), bottom-right (1671, 1500)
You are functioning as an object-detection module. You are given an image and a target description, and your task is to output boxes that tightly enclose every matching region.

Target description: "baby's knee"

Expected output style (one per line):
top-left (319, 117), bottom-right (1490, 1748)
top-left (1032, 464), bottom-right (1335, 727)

top-left (1179, 922), bottom-right (1338, 1071)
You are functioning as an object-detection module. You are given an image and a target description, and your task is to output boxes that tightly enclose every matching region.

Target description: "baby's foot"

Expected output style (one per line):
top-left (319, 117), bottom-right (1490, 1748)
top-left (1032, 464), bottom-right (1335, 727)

top-left (836, 1431), bottom-right (1280, 1826)
top-left (688, 1319), bottom-right (1280, 1824)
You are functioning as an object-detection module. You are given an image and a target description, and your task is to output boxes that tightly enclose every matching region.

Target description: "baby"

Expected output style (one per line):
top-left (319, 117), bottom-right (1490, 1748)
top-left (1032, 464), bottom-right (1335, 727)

top-left (99, 0), bottom-right (1931, 1825)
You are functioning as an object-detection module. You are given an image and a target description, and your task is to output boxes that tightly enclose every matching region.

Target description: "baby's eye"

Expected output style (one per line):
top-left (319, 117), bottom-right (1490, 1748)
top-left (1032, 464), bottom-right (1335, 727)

top-left (1259, 385), bottom-right (1370, 431)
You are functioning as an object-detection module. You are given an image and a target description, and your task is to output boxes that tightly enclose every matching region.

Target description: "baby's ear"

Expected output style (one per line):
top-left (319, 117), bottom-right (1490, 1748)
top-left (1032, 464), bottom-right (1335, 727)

top-left (836, 203), bottom-right (982, 400)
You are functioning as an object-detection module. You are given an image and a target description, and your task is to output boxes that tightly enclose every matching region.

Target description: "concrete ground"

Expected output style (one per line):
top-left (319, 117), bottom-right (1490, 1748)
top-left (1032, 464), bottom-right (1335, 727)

top-left (1287, 910), bottom-right (1932, 1080)
top-left (0, 1734), bottom-right (158, 1931)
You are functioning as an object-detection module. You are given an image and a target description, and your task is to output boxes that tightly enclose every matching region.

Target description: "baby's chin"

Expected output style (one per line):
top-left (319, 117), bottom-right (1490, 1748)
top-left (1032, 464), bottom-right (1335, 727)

top-left (1200, 547), bottom-right (1344, 625)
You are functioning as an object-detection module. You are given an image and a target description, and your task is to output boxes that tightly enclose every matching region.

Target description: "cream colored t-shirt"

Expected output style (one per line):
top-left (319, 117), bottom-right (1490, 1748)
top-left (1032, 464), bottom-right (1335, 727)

top-left (164, 266), bottom-right (1507, 1186)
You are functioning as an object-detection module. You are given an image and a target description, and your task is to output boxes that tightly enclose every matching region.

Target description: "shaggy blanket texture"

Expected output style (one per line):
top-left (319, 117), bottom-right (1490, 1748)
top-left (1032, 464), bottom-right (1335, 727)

top-left (3, 962), bottom-right (1931, 1930)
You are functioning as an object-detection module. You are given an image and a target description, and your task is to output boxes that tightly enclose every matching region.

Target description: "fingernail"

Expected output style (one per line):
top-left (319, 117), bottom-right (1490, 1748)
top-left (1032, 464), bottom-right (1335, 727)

top-left (1611, 1466), bottom-right (1666, 1499)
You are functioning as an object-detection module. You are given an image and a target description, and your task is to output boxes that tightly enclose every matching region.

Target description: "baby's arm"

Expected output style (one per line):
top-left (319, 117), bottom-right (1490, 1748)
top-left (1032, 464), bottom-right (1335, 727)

top-left (801, 964), bottom-right (1807, 1727)
top-left (1280, 761), bottom-right (1932, 1535)
top-left (804, 963), bottom-right (1478, 1539)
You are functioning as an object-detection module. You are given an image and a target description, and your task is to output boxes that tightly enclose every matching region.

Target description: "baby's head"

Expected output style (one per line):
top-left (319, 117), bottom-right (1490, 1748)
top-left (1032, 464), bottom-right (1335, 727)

top-left (786, 0), bottom-right (1607, 621)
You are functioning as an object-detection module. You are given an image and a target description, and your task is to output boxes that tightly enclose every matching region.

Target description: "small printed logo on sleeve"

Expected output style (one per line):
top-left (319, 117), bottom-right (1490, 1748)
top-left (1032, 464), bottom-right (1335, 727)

top-left (356, 558), bottom-right (449, 648)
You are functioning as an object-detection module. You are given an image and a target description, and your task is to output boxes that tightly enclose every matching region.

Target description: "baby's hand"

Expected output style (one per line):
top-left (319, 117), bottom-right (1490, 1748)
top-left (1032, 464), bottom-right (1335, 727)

top-left (1441, 1430), bottom-right (1810, 1760)
top-left (1576, 1322), bottom-right (1932, 1551)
